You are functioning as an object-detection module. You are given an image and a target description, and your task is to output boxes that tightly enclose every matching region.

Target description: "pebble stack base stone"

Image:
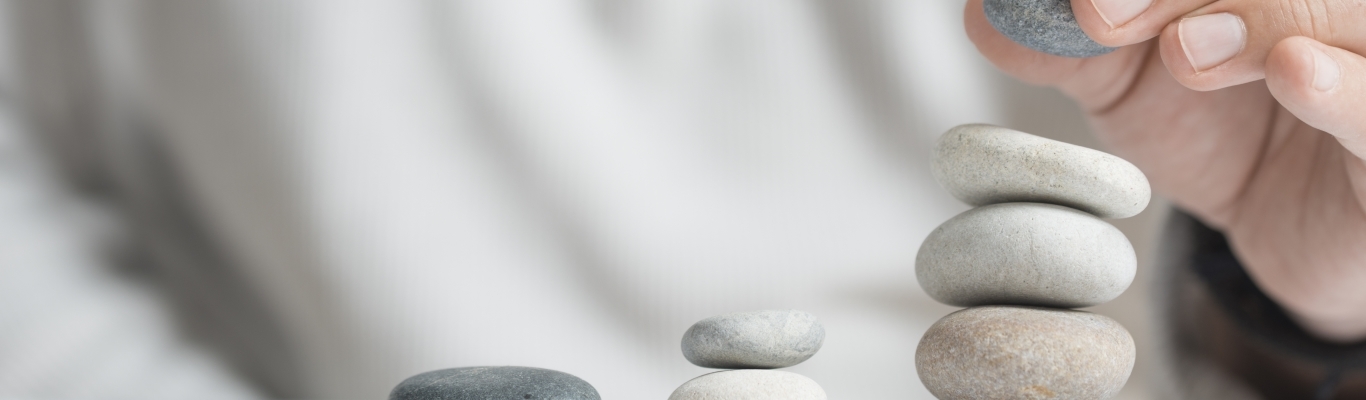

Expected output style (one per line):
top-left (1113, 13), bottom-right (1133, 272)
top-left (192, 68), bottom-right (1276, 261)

top-left (916, 306), bottom-right (1135, 400)
top-left (389, 366), bottom-right (600, 400)
top-left (983, 0), bottom-right (1115, 58)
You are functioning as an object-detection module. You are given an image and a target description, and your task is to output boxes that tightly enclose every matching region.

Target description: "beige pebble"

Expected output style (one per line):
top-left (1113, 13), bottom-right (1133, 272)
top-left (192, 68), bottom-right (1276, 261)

top-left (916, 306), bottom-right (1135, 400)
top-left (668, 370), bottom-right (826, 400)
top-left (933, 124), bottom-right (1150, 219)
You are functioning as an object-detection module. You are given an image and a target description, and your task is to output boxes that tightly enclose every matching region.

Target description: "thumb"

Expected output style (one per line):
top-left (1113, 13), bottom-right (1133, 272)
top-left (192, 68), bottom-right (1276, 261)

top-left (1266, 36), bottom-right (1366, 160)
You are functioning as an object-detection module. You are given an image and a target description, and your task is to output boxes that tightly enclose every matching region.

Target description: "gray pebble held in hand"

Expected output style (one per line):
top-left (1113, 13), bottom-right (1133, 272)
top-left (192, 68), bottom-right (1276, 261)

top-left (670, 309), bottom-right (829, 400)
top-left (915, 124), bottom-right (1148, 399)
top-left (389, 366), bottom-right (600, 400)
top-left (984, 0), bottom-right (1116, 58)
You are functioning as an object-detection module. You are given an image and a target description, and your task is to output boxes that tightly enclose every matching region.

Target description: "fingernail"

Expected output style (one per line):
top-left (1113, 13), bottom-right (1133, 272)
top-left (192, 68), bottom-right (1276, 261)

top-left (1091, 0), bottom-right (1153, 28)
top-left (1310, 46), bottom-right (1341, 92)
top-left (1178, 13), bottom-right (1247, 72)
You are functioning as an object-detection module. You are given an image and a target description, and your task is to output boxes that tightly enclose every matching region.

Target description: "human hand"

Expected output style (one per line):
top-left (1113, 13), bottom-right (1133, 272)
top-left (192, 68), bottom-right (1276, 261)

top-left (964, 0), bottom-right (1366, 341)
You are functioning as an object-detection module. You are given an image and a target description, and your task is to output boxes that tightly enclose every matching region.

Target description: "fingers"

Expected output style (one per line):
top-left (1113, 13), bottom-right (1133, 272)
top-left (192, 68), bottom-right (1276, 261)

top-left (1265, 36), bottom-right (1366, 160)
top-left (1158, 0), bottom-right (1366, 91)
top-left (1072, 0), bottom-right (1216, 46)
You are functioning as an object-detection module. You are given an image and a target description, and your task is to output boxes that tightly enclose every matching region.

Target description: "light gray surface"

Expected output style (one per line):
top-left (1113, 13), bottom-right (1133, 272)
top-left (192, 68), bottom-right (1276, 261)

top-left (934, 124), bottom-right (1150, 219)
top-left (668, 370), bottom-right (827, 400)
top-left (916, 306), bottom-right (1135, 400)
top-left (389, 366), bottom-right (600, 400)
top-left (916, 202), bottom-right (1136, 308)
top-left (983, 0), bottom-right (1115, 58)
top-left (681, 310), bottom-right (825, 369)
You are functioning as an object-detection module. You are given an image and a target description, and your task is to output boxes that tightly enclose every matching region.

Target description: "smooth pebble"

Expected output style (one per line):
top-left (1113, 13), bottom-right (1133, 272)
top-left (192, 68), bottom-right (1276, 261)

top-left (916, 202), bottom-right (1136, 308)
top-left (389, 366), bottom-right (600, 400)
top-left (983, 0), bottom-right (1115, 58)
top-left (934, 124), bottom-right (1150, 219)
top-left (682, 309), bottom-right (824, 369)
top-left (668, 370), bottom-right (827, 400)
top-left (916, 306), bottom-right (1135, 400)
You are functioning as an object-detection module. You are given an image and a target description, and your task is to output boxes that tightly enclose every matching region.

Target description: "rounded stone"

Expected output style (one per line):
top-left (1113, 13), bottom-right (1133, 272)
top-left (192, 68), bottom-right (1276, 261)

top-left (916, 202), bottom-right (1135, 308)
top-left (389, 366), bottom-right (600, 400)
top-left (983, 0), bottom-right (1115, 58)
top-left (916, 306), bottom-right (1135, 400)
top-left (681, 309), bottom-right (824, 369)
top-left (668, 370), bottom-right (827, 400)
top-left (933, 124), bottom-right (1150, 219)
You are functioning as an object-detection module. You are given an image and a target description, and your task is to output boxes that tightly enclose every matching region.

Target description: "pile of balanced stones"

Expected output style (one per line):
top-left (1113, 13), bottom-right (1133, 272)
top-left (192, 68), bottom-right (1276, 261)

top-left (984, 0), bottom-right (1114, 58)
top-left (669, 310), bottom-right (827, 400)
top-left (915, 124), bottom-right (1148, 399)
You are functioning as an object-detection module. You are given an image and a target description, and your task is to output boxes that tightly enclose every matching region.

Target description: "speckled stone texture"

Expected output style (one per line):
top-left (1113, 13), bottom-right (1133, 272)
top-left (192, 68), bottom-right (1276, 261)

top-left (916, 306), bottom-right (1135, 399)
top-left (682, 310), bottom-right (824, 369)
top-left (934, 124), bottom-right (1150, 219)
top-left (916, 202), bottom-right (1135, 308)
top-left (389, 366), bottom-right (600, 400)
top-left (668, 370), bottom-right (827, 400)
top-left (984, 0), bottom-right (1115, 58)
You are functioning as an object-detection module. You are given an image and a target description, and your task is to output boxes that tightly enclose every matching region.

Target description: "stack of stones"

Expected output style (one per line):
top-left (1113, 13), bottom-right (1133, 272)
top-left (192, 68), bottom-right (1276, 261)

top-left (915, 124), bottom-right (1149, 399)
top-left (389, 366), bottom-right (600, 400)
top-left (669, 310), bottom-right (828, 400)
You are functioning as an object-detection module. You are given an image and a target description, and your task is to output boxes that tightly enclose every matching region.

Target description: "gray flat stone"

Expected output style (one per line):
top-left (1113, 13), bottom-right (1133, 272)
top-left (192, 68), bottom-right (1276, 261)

top-left (681, 310), bottom-right (824, 369)
top-left (668, 370), bottom-right (827, 400)
top-left (984, 0), bottom-right (1114, 58)
top-left (916, 202), bottom-right (1135, 308)
top-left (934, 124), bottom-right (1150, 219)
top-left (917, 306), bottom-right (1135, 400)
top-left (389, 366), bottom-right (599, 400)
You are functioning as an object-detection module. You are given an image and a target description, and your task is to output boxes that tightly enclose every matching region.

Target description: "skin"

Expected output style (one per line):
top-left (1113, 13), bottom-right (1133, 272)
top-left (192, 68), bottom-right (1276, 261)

top-left (965, 0), bottom-right (1366, 341)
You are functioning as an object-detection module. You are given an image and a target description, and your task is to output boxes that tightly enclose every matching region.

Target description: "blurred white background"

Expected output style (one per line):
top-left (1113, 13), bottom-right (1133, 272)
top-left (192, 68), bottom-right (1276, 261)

top-left (0, 1), bottom-right (1163, 398)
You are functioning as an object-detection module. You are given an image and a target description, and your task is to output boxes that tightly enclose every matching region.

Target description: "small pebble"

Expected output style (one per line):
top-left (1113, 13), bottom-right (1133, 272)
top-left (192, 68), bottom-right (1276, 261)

top-left (682, 310), bottom-right (824, 369)
top-left (933, 124), bottom-right (1150, 219)
top-left (389, 366), bottom-right (600, 400)
top-left (916, 202), bottom-right (1136, 308)
top-left (983, 0), bottom-right (1115, 58)
top-left (669, 370), bottom-right (827, 400)
top-left (916, 306), bottom-right (1135, 400)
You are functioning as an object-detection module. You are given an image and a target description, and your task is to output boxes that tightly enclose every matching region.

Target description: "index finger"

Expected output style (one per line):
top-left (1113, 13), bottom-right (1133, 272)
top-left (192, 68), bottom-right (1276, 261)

top-left (1158, 0), bottom-right (1366, 91)
top-left (1072, 0), bottom-right (1218, 47)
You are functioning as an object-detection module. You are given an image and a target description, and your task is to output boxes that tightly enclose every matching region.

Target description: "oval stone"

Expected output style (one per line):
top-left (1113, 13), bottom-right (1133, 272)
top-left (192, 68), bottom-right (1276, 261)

top-left (934, 124), bottom-right (1150, 219)
top-left (669, 370), bottom-right (827, 400)
top-left (916, 306), bottom-right (1135, 400)
top-left (389, 366), bottom-right (600, 400)
top-left (682, 310), bottom-right (824, 369)
top-left (983, 0), bottom-right (1115, 58)
top-left (916, 202), bottom-right (1135, 308)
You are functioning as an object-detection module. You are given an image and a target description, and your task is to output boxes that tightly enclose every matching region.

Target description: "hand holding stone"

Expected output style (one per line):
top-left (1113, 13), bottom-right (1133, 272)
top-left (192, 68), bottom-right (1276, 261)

top-left (965, 0), bottom-right (1366, 342)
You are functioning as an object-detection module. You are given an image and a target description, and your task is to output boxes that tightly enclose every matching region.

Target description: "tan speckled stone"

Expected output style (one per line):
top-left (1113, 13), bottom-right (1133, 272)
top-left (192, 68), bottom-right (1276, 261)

top-left (916, 306), bottom-right (1135, 400)
top-left (668, 370), bottom-right (826, 400)
top-left (933, 124), bottom-right (1150, 219)
top-left (916, 202), bottom-right (1136, 308)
